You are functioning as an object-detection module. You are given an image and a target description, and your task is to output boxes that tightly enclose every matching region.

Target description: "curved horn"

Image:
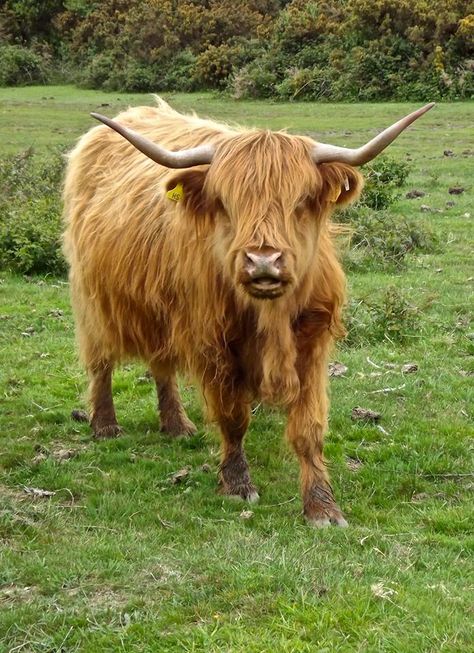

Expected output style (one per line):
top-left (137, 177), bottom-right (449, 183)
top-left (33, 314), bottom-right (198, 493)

top-left (312, 103), bottom-right (435, 166)
top-left (90, 113), bottom-right (215, 168)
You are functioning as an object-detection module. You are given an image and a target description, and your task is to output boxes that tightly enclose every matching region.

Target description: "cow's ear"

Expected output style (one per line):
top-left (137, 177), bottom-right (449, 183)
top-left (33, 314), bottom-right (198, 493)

top-left (320, 163), bottom-right (364, 207)
top-left (165, 169), bottom-right (212, 217)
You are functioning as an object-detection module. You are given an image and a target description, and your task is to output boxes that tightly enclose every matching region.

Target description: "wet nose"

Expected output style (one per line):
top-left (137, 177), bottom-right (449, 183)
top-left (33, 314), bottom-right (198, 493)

top-left (244, 250), bottom-right (283, 279)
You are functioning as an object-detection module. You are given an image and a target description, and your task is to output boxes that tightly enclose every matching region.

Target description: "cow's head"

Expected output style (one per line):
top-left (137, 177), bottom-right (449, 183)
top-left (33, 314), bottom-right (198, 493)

top-left (91, 104), bottom-right (434, 301)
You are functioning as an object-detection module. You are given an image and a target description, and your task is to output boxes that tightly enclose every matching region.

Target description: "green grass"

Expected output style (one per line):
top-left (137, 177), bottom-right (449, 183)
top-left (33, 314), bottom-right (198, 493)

top-left (1, 87), bottom-right (473, 652)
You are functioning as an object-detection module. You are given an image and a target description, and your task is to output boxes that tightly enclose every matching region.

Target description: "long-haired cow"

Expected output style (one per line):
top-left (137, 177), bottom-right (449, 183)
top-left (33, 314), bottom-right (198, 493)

top-left (63, 99), bottom-right (433, 526)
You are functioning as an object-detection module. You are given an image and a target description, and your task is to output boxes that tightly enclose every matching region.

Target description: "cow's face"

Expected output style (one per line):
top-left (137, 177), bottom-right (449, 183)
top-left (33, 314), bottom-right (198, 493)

top-left (168, 132), bottom-right (363, 301)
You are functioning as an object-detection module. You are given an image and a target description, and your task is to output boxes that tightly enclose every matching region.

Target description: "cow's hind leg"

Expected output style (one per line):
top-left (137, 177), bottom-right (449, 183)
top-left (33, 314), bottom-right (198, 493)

top-left (88, 359), bottom-right (122, 439)
top-left (150, 366), bottom-right (197, 437)
top-left (210, 393), bottom-right (258, 503)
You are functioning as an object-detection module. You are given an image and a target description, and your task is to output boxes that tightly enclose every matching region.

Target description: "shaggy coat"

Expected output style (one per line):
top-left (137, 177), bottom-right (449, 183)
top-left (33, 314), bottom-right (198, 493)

top-left (63, 98), bottom-right (364, 526)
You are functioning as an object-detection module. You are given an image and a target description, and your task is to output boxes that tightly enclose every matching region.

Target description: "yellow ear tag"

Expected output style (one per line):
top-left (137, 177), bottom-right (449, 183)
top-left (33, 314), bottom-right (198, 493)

top-left (166, 182), bottom-right (184, 202)
top-left (330, 187), bottom-right (342, 203)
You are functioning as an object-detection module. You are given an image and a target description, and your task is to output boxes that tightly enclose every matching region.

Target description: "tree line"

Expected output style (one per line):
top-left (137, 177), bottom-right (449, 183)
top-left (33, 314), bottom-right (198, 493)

top-left (1, 0), bottom-right (473, 100)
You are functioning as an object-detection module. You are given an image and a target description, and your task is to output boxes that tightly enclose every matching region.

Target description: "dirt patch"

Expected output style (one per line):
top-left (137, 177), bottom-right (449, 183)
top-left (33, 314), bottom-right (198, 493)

top-left (0, 583), bottom-right (38, 605)
top-left (85, 588), bottom-right (127, 612)
top-left (141, 563), bottom-right (183, 587)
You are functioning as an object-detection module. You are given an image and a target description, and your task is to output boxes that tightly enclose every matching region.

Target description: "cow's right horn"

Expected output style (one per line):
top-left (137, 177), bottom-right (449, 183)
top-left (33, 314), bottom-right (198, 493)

top-left (311, 103), bottom-right (435, 166)
top-left (91, 113), bottom-right (215, 168)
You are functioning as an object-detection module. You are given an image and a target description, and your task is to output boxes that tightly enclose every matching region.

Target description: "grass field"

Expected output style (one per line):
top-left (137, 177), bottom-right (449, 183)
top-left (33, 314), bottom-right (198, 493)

top-left (0, 86), bottom-right (473, 652)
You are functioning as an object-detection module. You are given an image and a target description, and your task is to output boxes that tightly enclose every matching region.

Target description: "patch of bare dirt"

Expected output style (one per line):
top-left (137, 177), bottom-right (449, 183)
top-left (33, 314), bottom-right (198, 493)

top-left (0, 583), bottom-right (38, 605)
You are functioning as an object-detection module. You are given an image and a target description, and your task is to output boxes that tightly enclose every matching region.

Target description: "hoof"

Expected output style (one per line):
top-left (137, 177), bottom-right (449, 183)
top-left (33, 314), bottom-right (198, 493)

top-left (160, 417), bottom-right (197, 438)
top-left (306, 513), bottom-right (349, 528)
top-left (93, 424), bottom-right (123, 439)
top-left (220, 483), bottom-right (260, 503)
top-left (304, 483), bottom-right (348, 528)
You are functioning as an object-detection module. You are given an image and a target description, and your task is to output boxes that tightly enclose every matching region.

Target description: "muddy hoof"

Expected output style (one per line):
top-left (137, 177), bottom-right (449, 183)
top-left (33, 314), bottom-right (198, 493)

top-left (304, 483), bottom-right (348, 528)
top-left (160, 417), bottom-right (197, 438)
top-left (306, 514), bottom-right (349, 528)
top-left (221, 483), bottom-right (260, 503)
top-left (93, 424), bottom-right (123, 439)
top-left (305, 507), bottom-right (348, 528)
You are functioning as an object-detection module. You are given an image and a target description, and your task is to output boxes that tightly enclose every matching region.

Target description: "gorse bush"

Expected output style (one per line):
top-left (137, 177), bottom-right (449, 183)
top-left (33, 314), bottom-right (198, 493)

top-left (0, 0), bottom-right (472, 99)
top-left (0, 149), bottom-right (66, 275)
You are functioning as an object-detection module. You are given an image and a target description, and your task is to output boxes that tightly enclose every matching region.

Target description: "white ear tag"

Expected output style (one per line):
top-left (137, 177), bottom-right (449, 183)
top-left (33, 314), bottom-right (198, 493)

top-left (344, 176), bottom-right (350, 191)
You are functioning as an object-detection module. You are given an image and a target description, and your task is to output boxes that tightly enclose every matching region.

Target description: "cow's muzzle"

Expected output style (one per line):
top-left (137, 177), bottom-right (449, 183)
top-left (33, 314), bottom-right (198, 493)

top-left (239, 249), bottom-right (291, 299)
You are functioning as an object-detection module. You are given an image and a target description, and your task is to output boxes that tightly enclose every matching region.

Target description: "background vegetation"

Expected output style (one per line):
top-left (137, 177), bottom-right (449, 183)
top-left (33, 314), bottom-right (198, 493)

top-left (0, 87), bottom-right (473, 651)
top-left (1, 0), bottom-right (473, 100)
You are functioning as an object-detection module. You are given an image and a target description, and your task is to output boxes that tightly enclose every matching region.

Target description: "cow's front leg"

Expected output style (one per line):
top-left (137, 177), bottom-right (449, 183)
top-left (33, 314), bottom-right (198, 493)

top-left (286, 338), bottom-right (347, 527)
top-left (209, 392), bottom-right (258, 503)
top-left (287, 407), bottom-right (347, 527)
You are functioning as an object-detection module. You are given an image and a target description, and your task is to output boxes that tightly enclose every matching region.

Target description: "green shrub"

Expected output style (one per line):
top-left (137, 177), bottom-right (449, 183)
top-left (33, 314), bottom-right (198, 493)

top-left (345, 287), bottom-right (421, 347)
top-left (77, 52), bottom-right (121, 90)
top-left (195, 41), bottom-right (257, 89)
top-left (1, 0), bottom-right (473, 99)
top-left (341, 209), bottom-right (438, 271)
top-left (0, 196), bottom-right (66, 276)
top-left (0, 45), bottom-right (49, 86)
top-left (159, 51), bottom-right (199, 92)
top-left (337, 156), bottom-right (438, 270)
top-left (0, 149), bottom-right (66, 275)
top-left (122, 60), bottom-right (155, 93)
top-left (230, 59), bottom-right (280, 98)
top-left (359, 157), bottom-right (411, 210)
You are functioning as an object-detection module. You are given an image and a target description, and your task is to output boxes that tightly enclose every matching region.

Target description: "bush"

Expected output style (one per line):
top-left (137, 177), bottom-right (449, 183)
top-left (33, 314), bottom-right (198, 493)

top-left (195, 41), bottom-right (257, 89)
top-left (345, 287), bottom-right (421, 347)
top-left (341, 209), bottom-right (438, 271)
top-left (0, 149), bottom-right (66, 275)
top-left (159, 51), bottom-right (199, 92)
top-left (230, 59), bottom-right (280, 98)
top-left (337, 156), bottom-right (438, 270)
top-left (0, 45), bottom-right (50, 86)
top-left (77, 51), bottom-right (120, 90)
top-left (359, 157), bottom-right (411, 210)
top-left (1, 0), bottom-right (473, 99)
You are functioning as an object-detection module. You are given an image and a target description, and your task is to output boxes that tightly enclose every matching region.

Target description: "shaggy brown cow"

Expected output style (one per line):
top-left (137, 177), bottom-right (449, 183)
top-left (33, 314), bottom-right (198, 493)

top-left (63, 98), bottom-right (433, 526)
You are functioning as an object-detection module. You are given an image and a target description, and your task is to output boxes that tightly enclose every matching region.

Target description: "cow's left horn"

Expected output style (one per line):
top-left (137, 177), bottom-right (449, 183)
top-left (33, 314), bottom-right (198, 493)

top-left (311, 103), bottom-right (435, 166)
top-left (91, 113), bottom-right (215, 168)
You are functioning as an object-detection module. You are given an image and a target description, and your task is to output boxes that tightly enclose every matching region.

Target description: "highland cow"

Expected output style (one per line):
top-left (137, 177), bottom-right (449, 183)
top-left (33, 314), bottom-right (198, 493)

top-left (63, 99), bottom-right (433, 526)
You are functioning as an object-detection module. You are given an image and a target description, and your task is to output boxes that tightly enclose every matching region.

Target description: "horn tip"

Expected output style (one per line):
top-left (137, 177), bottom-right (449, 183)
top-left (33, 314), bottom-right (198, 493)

top-left (421, 102), bottom-right (435, 113)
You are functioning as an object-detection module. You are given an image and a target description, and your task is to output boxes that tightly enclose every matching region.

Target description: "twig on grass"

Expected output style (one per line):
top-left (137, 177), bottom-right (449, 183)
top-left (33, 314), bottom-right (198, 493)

top-left (368, 383), bottom-right (406, 394)
top-left (261, 496), bottom-right (297, 508)
top-left (366, 357), bottom-right (382, 369)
